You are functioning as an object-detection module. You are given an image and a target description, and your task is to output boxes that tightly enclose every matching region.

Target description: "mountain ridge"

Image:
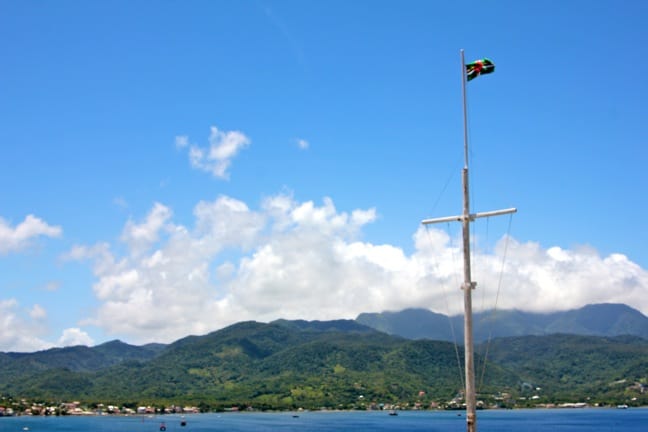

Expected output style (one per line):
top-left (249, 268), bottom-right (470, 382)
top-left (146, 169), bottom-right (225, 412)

top-left (0, 315), bottom-right (646, 409)
top-left (356, 303), bottom-right (648, 342)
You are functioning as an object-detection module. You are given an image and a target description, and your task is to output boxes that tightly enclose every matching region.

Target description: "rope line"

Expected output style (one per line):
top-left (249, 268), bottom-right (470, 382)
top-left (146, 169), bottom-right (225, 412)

top-left (478, 213), bottom-right (514, 392)
top-left (424, 224), bottom-right (465, 391)
top-left (481, 217), bottom-right (490, 311)
top-left (427, 157), bottom-right (462, 218)
top-left (446, 222), bottom-right (466, 392)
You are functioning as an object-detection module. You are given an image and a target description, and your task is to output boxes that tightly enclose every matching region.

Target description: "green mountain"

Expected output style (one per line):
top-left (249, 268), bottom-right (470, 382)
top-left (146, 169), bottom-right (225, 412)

top-left (87, 321), bottom-right (508, 408)
top-left (5, 339), bottom-right (163, 372)
top-left (0, 340), bottom-right (165, 403)
top-left (0, 319), bottom-right (646, 409)
top-left (481, 334), bottom-right (648, 403)
top-left (0, 321), bottom-right (517, 408)
top-left (356, 303), bottom-right (648, 342)
top-left (271, 318), bottom-right (377, 334)
top-left (355, 308), bottom-right (452, 340)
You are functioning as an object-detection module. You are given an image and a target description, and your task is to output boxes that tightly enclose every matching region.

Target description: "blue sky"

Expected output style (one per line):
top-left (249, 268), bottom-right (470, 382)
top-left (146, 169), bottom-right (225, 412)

top-left (1, 0), bottom-right (647, 351)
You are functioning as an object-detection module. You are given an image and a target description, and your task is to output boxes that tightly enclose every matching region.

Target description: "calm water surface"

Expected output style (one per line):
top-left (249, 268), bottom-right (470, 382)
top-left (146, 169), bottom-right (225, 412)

top-left (0, 409), bottom-right (645, 431)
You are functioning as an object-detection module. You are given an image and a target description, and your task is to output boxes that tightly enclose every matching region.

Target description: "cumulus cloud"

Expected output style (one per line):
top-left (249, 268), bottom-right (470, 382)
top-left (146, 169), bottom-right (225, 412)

top-left (121, 203), bottom-right (172, 256)
top-left (486, 240), bottom-right (648, 313)
top-left (0, 299), bottom-right (53, 352)
top-left (0, 214), bottom-right (62, 254)
top-left (176, 126), bottom-right (250, 179)
top-left (0, 298), bottom-right (96, 351)
top-left (29, 304), bottom-right (47, 320)
top-left (57, 328), bottom-right (94, 347)
top-left (64, 193), bottom-right (648, 346)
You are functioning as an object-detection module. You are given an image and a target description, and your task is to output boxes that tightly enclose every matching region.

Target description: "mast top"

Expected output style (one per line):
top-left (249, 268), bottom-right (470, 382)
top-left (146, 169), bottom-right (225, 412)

top-left (420, 50), bottom-right (514, 432)
top-left (461, 50), bottom-right (470, 169)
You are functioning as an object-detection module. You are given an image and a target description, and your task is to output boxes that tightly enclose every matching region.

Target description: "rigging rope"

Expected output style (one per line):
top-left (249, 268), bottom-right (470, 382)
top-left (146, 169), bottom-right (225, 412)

top-left (425, 223), bottom-right (465, 388)
top-left (447, 222), bottom-right (466, 393)
top-left (427, 157), bottom-right (462, 218)
top-left (420, 148), bottom-right (469, 393)
top-left (479, 217), bottom-right (490, 312)
top-left (477, 213), bottom-right (515, 392)
top-left (424, 224), bottom-right (465, 392)
top-left (474, 217), bottom-right (489, 385)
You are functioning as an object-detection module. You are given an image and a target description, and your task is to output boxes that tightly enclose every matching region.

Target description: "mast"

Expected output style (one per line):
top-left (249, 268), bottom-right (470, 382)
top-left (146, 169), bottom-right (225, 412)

top-left (421, 50), bottom-right (516, 432)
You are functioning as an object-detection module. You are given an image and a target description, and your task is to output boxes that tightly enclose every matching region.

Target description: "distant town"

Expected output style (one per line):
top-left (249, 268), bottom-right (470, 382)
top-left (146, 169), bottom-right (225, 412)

top-left (1, 391), bottom-right (644, 417)
top-left (0, 399), bottom-right (201, 417)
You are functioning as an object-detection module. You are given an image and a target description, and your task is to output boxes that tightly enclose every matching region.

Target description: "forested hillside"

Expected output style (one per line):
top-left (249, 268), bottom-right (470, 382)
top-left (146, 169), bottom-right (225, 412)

top-left (1, 319), bottom-right (646, 410)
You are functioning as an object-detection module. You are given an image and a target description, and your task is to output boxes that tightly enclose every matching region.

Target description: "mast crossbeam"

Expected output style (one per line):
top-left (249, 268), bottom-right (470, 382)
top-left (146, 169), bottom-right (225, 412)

top-left (419, 50), bottom-right (516, 432)
top-left (421, 207), bottom-right (516, 226)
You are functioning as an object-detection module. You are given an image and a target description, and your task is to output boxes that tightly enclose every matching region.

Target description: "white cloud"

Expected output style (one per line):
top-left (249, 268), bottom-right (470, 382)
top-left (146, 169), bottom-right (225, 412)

top-left (487, 240), bottom-right (648, 314)
top-left (178, 126), bottom-right (250, 179)
top-left (62, 194), bottom-right (648, 346)
top-left (70, 196), bottom-right (266, 342)
top-left (57, 328), bottom-right (94, 347)
top-left (175, 135), bottom-right (189, 148)
top-left (0, 214), bottom-right (62, 254)
top-left (0, 301), bottom-right (95, 352)
top-left (296, 138), bottom-right (309, 150)
top-left (0, 299), bottom-right (53, 352)
top-left (63, 243), bottom-right (117, 276)
top-left (43, 281), bottom-right (61, 292)
top-left (30, 304), bottom-right (47, 320)
top-left (121, 203), bottom-right (172, 256)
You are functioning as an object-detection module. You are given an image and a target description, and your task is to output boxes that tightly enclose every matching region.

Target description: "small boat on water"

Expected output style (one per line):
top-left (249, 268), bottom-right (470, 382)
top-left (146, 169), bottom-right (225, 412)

top-left (388, 410), bottom-right (398, 416)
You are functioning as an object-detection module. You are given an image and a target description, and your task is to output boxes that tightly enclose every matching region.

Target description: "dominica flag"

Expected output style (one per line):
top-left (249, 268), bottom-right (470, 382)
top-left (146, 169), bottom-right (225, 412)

top-left (466, 58), bottom-right (495, 81)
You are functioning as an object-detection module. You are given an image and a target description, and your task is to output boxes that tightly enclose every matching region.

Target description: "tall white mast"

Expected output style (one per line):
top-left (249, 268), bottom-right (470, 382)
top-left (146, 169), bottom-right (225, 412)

top-left (421, 50), bottom-right (516, 432)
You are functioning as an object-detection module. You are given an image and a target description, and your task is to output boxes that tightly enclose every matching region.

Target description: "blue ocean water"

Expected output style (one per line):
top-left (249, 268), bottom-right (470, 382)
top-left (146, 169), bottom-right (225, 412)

top-left (0, 409), bottom-right (646, 432)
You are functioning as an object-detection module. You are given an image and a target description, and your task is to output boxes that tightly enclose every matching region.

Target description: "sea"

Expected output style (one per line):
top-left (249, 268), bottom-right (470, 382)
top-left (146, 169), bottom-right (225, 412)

top-left (0, 408), bottom-right (645, 432)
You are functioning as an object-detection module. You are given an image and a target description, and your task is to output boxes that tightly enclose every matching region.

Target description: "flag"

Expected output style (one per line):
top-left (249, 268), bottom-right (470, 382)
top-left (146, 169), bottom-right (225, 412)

top-left (466, 58), bottom-right (495, 81)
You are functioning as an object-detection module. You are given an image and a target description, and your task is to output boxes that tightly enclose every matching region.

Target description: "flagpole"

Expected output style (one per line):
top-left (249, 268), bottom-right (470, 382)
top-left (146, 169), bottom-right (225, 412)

top-left (461, 50), bottom-right (470, 171)
top-left (460, 48), bottom-right (477, 432)
top-left (422, 51), bottom-right (516, 432)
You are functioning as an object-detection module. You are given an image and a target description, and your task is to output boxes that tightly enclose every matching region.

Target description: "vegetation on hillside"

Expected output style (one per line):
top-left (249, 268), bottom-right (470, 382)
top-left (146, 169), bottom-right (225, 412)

top-left (1, 320), bottom-right (646, 411)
